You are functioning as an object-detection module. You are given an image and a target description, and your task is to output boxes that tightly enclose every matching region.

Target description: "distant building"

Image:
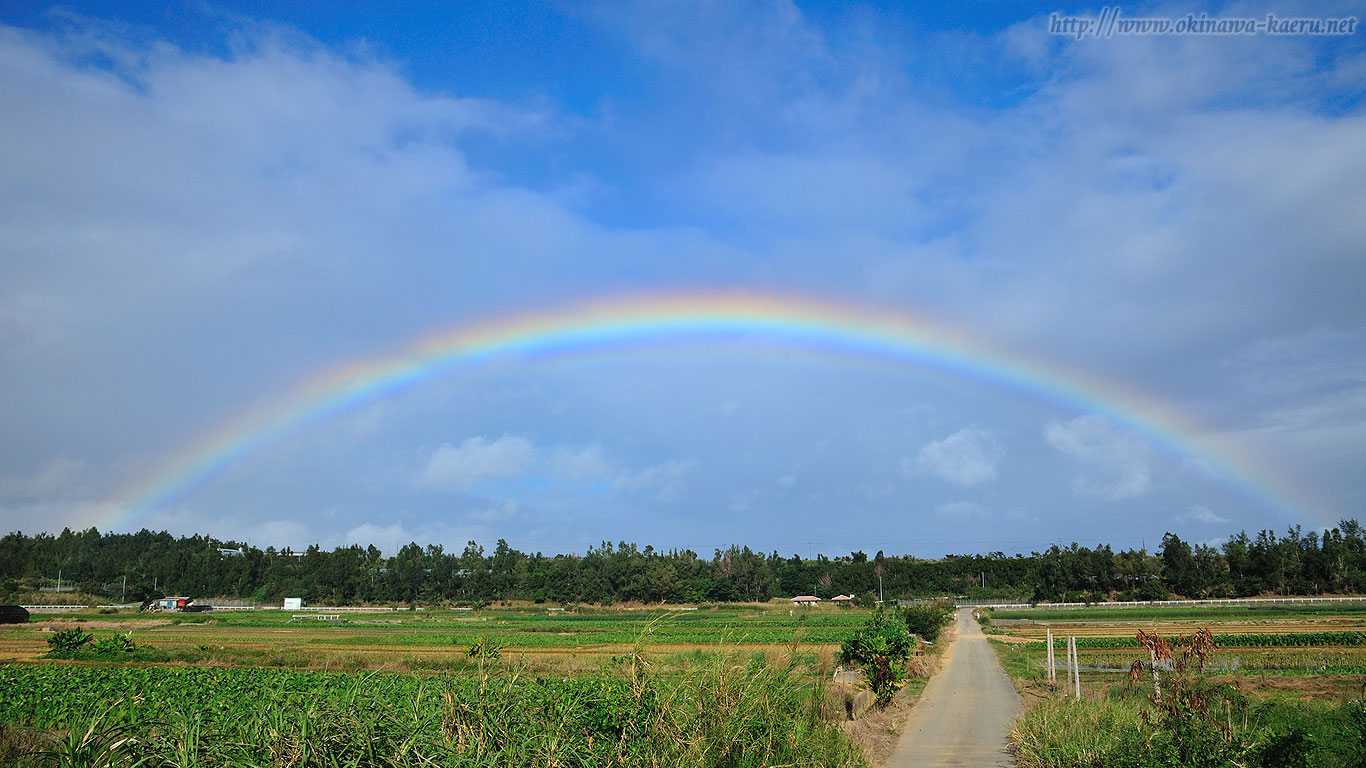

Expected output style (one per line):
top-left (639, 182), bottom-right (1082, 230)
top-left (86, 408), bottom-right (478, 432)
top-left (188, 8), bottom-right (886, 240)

top-left (791, 595), bottom-right (821, 606)
top-left (283, 597), bottom-right (303, 611)
top-left (218, 548), bottom-right (243, 556)
top-left (830, 594), bottom-right (853, 606)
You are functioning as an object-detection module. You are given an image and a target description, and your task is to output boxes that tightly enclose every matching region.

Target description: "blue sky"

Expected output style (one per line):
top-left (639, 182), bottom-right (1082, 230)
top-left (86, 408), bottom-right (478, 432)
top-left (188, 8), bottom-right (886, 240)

top-left (1, 1), bottom-right (1363, 558)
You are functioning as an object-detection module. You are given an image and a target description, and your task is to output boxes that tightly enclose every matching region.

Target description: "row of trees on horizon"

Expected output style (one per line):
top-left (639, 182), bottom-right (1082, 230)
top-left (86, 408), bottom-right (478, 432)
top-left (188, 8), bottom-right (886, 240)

top-left (3, 521), bottom-right (1365, 606)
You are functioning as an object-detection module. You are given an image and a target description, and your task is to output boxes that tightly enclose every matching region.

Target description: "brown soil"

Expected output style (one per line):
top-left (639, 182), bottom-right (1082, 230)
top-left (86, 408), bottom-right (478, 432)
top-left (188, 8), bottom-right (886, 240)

top-left (33, 618), bottom-right (173, 631)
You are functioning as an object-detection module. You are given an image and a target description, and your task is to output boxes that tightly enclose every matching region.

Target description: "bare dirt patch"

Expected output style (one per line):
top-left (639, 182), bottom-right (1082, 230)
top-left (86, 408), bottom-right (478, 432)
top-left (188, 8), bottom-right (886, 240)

top-left (34, 618), bottom-right (173, 631)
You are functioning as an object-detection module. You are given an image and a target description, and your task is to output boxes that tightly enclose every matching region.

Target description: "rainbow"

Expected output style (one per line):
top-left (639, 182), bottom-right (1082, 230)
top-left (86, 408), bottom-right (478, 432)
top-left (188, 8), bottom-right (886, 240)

top-left (104, 291), bottom-right (1311, 529)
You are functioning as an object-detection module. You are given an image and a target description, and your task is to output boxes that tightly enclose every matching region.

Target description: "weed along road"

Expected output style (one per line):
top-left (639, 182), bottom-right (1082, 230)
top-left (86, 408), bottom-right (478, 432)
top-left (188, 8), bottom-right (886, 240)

top-left (887, 607), bottom-right (1022, 767)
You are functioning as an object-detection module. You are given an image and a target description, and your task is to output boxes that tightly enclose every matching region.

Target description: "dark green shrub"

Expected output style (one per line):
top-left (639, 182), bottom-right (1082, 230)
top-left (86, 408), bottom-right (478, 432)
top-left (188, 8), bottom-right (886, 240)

top-left (840, 608), bottom-right (913, 706)
top-left (839, 608), bottom-right (911, 667)
top-left (1138, 579), bottom-right (1171, 601)
top-left (901, 599), bottom-right (954, 642)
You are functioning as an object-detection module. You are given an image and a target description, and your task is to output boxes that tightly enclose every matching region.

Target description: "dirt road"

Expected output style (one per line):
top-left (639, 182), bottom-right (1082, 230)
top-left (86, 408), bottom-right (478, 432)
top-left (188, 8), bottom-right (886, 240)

top-left (885, 607), bottom-right (1023, 767)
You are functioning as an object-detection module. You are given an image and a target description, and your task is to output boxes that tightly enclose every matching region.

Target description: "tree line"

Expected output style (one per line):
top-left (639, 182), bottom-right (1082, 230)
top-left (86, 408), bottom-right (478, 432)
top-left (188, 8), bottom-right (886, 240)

top-left (3, 521), bottom-right (1365, 606)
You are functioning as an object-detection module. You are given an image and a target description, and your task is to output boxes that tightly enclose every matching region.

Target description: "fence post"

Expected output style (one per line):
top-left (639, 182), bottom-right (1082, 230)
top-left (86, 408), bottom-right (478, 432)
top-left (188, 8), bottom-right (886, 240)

top-left (1047, 628), bottom-right (1055, 684)
top-left (1071, 636), bottom-right (1080, 699)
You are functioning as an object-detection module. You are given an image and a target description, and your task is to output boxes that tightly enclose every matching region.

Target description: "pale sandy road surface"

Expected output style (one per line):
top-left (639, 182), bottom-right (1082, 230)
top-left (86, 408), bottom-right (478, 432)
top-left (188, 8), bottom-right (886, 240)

top-left (885, 607), bottom-right (1023, 767)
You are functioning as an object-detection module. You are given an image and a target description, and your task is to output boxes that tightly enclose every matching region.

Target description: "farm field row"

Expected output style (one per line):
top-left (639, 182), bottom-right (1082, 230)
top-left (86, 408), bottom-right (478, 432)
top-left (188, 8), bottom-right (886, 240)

top-left (995, 618), bottom-right (1366, 640)
top-left (983, 604), bottom-right (1366, 696)
top-left (990, 603), bottom-right (1366, 623)
top-left (0, 606), bottom-right (857, 672)
top-left (1021, 631), bottom-right (1366, 649)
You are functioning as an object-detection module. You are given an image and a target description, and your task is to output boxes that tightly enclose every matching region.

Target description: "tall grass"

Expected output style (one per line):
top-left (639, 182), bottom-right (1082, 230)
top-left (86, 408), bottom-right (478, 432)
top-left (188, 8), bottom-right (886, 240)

top-left (4, 650), bottom-right (863, 767)
top-left (1011, 696), bottom-right (1152, 768)
top-left (1011, 688), bottom-right (1366, 768)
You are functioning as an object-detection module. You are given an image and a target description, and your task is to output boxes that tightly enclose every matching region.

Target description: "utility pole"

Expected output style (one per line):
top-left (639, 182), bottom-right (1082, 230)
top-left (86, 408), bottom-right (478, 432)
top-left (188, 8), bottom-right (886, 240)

top-left (808, 542), bottom-right (812, 560)
top-left (56, 569), bottom-right (61, 594)
top-left (122, 574), bottom-right (127, 601)
top-left (878, 575), bottom-right (884, 603)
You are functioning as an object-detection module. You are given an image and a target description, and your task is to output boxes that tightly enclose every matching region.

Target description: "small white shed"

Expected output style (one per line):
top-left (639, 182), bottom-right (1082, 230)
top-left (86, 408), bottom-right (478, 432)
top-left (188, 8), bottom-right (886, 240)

top-left (283, 597), bottom-right (303, 610)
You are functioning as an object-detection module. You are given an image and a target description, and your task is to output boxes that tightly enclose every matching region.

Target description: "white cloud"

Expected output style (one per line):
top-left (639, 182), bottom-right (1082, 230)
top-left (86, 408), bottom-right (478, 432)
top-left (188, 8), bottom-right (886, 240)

top-left (905, 427), bottom-right (1003, 486)
top-left (613, 458), bottom-right (698, 503)
top-left (421, 435), bottom-right (535, 490)
top-left (467, 501), bottom-right (521, 522)
top-left (343, 521), bottom-right (408, 547)
top-left (935, 501), bottom-right (988, 520)
top-left (253, 519), bottom-right (317, 548)
top-left (548, 444), bottom-right (609, 482)
top-left (1044, 416), bottom-right (1152, 501)
top-left (1180, 505), bottom-right (1229, 526)
top-left (341, 520), bottom-right (488, 555)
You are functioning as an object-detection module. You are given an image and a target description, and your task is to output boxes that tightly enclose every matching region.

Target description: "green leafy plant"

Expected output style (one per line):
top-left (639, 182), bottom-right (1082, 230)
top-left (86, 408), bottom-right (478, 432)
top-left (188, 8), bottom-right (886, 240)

top-left (42, 700), bottom-right (144, 768)
top-left (92, 633), bottom-right (136, 656)
top-left (840, 608), bottom-right (914, 707)
top-left (45, 628), bottom-right (93, 656)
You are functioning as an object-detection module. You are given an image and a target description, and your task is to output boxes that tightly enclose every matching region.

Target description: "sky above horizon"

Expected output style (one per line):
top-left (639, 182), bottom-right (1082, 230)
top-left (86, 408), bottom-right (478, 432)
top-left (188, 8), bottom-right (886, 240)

top-left (1, 1), bottom-right (1363, 559)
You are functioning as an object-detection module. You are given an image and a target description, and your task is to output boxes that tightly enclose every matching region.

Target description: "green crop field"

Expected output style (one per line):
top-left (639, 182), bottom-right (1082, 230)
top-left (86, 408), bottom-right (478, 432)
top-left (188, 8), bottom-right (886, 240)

top-left (0, 606), bottom-right (866, 670)
top-left (0, 605), bottom-right (879, 766)
top-left (0, 654), bottom-right (862, 767)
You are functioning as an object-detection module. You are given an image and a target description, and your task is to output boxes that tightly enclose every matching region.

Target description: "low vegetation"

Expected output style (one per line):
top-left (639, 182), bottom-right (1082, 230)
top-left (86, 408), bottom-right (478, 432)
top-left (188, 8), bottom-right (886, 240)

top-left (1012, 677), bottom-right (1366, 767)
top-left (992, 608), bottom-right (1366, 767)
top-left (0, 654), bottom-right (864, 767)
